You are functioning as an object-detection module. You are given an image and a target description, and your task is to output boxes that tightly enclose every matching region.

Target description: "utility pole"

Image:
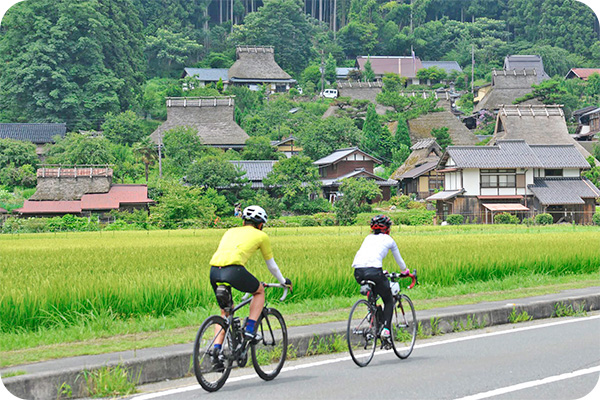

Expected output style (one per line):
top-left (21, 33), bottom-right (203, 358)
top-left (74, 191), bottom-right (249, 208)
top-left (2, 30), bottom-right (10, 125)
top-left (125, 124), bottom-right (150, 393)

top-left (320, 50), bottom-right (325, 95)
top-left (333, 0), bottom-right (337, 39)
top-left (158, 131), bottom-right (162, 179)
top-left (471, 44), bottom-right (475, 93)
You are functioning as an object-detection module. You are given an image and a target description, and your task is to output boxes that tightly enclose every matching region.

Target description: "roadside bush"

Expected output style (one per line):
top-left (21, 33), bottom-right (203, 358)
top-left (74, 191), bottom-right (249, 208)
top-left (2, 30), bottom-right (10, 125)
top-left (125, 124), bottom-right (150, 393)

top-left (301, 216), bottom-right (318, 226)
top-left (521, 217), bottom-right (534, 226)
top-left (393, 209), bottom-right (435, 226)
top-left (389, 195), bottom-right (411, 209)
top-left (535, 213), bottom-right (554, 225)
top-left (494, 212), bottom-right (519, 224)
top-left (446, 214), bottom-right (464, 225)
top-left (312, 212), bottom-right (336, 226)
top-left (592, 212), bottom-right (600, 226)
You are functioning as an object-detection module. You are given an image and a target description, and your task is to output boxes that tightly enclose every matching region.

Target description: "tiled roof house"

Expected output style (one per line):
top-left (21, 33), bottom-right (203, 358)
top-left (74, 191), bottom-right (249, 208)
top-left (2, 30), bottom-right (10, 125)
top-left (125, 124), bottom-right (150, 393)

top-left (0, 123), bottom-right (67, 155)
top-left (427, 140), bottom-right (599, 224)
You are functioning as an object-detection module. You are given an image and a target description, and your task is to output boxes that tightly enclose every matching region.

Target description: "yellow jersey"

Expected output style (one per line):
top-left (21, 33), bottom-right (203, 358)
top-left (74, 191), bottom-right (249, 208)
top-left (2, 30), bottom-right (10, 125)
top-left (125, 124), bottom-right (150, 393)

top-left (209, 225), bottom-right (274, 267)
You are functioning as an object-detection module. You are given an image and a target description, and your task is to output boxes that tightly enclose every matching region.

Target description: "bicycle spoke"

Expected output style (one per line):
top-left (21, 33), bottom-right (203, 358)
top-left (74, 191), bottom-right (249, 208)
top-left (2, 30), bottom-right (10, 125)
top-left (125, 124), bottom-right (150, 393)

top-left (347, 299), bottom-right (377, 367)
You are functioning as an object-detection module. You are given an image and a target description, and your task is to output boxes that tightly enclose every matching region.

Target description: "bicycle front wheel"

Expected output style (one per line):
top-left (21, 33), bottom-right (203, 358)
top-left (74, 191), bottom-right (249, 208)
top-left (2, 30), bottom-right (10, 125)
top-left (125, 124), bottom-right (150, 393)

top-left (391, 294), bottom-right (417, 359)
top-left (251, 307), bottom-right (288, 381)
top-left (193, 315), bottom-right (233, 392)
top-left (347, 299), bottom-right (377, 367)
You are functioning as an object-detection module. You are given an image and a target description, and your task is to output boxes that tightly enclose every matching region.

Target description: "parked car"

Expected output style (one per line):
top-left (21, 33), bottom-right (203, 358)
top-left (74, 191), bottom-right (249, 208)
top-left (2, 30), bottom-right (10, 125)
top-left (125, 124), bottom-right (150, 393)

top-left (320, 88), bottom-right (338, 98)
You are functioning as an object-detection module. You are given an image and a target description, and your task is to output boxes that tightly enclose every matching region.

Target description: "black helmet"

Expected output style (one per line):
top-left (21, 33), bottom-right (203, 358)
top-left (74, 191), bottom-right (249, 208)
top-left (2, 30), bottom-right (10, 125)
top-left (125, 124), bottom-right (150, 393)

top-left (370, 215), bottom-right (392, 234)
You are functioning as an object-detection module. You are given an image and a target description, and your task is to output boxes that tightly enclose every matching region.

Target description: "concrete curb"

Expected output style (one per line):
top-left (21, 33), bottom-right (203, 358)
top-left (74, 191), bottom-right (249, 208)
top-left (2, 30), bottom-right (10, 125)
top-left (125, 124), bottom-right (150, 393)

top-left (2, 287), bottom-right (599, 400)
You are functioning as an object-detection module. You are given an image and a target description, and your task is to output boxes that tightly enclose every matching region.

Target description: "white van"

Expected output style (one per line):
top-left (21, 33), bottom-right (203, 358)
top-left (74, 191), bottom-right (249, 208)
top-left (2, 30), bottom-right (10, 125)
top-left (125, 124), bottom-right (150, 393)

top-left (320, 88), bottom-right (338, 98)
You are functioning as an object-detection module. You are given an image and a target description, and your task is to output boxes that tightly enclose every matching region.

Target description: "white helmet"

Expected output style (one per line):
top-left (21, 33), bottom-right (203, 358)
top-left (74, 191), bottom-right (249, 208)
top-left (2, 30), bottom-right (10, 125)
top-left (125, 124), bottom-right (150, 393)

top-left (242, 205), bottom-right (268, 224)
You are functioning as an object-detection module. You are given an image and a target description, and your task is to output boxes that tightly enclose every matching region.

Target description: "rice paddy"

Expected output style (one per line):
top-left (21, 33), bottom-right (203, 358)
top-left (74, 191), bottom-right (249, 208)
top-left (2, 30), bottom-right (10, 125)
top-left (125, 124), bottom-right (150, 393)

top-left (1, 225), bottom-right (599, 333)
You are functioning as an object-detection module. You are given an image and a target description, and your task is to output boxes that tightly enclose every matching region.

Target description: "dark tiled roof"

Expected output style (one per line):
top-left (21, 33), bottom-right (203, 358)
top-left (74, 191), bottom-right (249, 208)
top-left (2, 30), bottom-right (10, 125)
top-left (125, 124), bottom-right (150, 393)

top-left (444, 140), bottom-right (542, 168)
top-left (398, 161), bottom-right (438, 180)
top-left (229, 160), bottom-right (276, 182)
top-left (503, 55), bottom-right (550, 81)
top-left (529, 145), bottom-right (591, 169)
top-left (184, 68), bottom-right (229, 82)
top-left (321, 168), bottom-right (397, 187)
top-left (0, 123), bottom-right (66, 143)
top-left (313, 148), bottom-right (381, 166)
top-left (422, 61), bottom-right (462, 74)
top-left (528, 178), bottom-right (600, 205)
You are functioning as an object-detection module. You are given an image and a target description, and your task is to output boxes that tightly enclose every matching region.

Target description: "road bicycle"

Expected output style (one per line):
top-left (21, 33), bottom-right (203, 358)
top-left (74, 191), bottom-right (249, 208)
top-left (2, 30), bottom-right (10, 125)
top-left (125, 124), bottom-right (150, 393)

top-left (347, 270), bottom-right (418, 367)
top-left (193, 283), bottom-right (289, 392)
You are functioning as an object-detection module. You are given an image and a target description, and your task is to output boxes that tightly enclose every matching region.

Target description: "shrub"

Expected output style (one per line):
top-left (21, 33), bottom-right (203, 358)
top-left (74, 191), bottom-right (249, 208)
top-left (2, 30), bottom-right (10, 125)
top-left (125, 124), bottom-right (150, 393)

top-left (521, 217), bottom-right (534, 226)
top-left (446, 214), bottom-right (464, 225)
top-left (389, 195), bottom-right (411, 209)
top-left (535, 213), bottom-right (553, 225)
top-left (300, 217), bottom-right (318, 226)
top-left (393, 209), bottom-right (435, 226)
top-left (312, 212), bottom-right (336, 226)
top-left (407, 200), bottom-right (425, 209)
top-left (592, 212), bottom-right (600, 226)
top-left (494, 212), bottom-right (519, 224)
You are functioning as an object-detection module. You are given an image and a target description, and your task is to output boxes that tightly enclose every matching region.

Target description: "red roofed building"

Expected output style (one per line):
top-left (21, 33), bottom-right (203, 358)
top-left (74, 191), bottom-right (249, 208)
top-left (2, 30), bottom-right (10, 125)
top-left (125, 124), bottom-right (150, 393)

top-left (13, 167), bottom-right (154, 217)
top-left (565, 68), bottom-right (600, 80)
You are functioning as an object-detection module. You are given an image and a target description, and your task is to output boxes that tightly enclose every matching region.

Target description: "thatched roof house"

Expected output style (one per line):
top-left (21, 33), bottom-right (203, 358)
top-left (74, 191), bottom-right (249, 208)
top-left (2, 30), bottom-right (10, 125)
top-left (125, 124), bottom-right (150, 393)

top-left (228, 46), bottom-right (296, 92)
top-left (491, 105), bottom-right (592, 158)
top-left (407, 110), bottom-right (479, 147)
top-left (150, 97), bottom-right (249, 149)
top-left (474, 69), bottom-right (542, 112)
top-left (503, 55), bottom-right (550, 83)
top-left (391, 139), bottom-right (442, 180)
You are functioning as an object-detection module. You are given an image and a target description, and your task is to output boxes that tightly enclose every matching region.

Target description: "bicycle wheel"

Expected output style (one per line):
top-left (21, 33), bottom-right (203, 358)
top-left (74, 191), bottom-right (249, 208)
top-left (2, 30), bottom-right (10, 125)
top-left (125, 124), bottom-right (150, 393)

top-left (390, 294), bottom-right (417, 359)
top-left (251, 307), bottom-right (288, 381)
top-left (347, 299), bottom-right (377, 367)
top-left (193, 315), bottom-right (233, 392)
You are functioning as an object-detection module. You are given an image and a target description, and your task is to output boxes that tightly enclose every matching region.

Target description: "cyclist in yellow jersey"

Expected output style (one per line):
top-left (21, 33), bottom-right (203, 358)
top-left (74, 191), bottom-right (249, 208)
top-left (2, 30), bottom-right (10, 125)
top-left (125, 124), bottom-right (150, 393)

top-left (209, 205), bottom-right (291, 344)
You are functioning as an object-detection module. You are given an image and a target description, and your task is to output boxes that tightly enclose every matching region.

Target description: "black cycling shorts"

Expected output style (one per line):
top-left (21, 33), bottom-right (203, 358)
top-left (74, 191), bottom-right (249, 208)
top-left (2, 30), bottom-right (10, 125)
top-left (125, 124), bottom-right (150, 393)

top-left (210, 265), bottom-right (261, 294)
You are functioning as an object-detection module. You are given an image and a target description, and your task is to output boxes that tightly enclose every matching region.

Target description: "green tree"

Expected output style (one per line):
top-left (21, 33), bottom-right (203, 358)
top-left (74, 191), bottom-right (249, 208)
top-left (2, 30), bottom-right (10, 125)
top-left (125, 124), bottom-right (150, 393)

top-left (395, 118), bottom-right (412, 148)
top-left (297, 116), bottom-right (362, 160)
top-left (242, 136), bottom-right (282, 160)
top-left (338, 21), bottom-right (378, 59)
top-left (263, 156), bottom-right (321, 212)
top-left (363, 58), bottom-right (376, 82)
top-left (101, 111), bottom-right (147, 146)
top-left (162, 126), bottom-right (205, 174)
top-left (45, 133), bottom-right (115, 165)
top-left (145, 28), bottom-right (203, 77)
top-left (0, 0), bottom-right (145, 130)
top-left (324, 53), bottom-right (337, 84)
top-left (185, 155), bottom-right (248, 189)
top-left (335, 178), bottom-right (381, 225)
top-left (229, 0), bottom-right (314, 75)
top-left (133, 137), bottom-right (158, 183)
top-left (361, 104), bottom-right (393, 162)
top-left (149, 181), bottom-right (218, 229)
top-left (431, 127), bottom-right (452, 150)
top-left (0, 139), bottom-right (38, 169)
top-left (110, 143), bottom-right (142, 183)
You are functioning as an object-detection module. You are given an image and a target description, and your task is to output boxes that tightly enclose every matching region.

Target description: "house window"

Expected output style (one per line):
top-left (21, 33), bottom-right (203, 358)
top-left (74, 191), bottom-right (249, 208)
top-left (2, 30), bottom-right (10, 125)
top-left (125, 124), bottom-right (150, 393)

top-left (480, 169), bottom-right (516, 188)
top-left (544, 169), bottom-right (563, 177)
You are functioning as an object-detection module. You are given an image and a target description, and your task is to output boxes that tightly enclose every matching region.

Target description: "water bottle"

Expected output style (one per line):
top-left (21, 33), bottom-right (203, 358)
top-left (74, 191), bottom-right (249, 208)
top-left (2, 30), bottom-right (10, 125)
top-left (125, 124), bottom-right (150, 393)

top-left (390, 281), bottom-right (400, 295)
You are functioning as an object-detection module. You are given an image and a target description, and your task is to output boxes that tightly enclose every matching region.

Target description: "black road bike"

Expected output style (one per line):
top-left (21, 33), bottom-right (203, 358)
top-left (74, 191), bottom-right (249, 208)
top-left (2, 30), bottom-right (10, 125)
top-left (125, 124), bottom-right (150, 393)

top-left (193, 283), bottom-right (289, 392)
top-left (347, 270), bottom-right (418, 367)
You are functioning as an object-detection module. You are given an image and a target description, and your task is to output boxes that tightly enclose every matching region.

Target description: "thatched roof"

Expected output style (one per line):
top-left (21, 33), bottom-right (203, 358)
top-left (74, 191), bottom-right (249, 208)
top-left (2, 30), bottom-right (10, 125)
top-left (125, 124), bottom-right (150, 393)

top-left (228, 46), bottom-right (293, 81)
top-left (150, 97), bottom-right (249, 148)
top-left (504, 55), bottom-right (550, 82)
top-left (408, 110), bottom-right (479, 146)
top-left (492, 105), bottom-right (591, 158)
top-left (391, 139), bottom-right (442, 180)
top-left (474, 69), bottom-right (542, 112)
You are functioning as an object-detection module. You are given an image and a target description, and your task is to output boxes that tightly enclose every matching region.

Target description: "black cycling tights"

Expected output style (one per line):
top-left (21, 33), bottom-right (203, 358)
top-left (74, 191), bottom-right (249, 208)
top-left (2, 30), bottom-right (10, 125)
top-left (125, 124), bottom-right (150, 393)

top-left (353, 267), bottom-right (393, 332)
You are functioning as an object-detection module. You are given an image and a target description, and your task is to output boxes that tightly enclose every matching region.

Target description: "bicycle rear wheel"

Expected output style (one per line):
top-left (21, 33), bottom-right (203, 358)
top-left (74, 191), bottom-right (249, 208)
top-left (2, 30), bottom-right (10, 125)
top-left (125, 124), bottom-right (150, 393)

top-left (390, 294), bottom-right (417, 359)
top-left (193, 315), bottom-right (233, 392)
top-left (251, 307), bottom-right (288, 381)
top-left (347, 299), bottom-right (377, 367)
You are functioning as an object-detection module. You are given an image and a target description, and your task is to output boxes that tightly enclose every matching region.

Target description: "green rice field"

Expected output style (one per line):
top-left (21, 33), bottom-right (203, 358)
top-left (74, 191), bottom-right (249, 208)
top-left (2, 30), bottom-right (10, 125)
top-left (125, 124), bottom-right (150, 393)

top-left (1, 225), bottom-right (599, 333)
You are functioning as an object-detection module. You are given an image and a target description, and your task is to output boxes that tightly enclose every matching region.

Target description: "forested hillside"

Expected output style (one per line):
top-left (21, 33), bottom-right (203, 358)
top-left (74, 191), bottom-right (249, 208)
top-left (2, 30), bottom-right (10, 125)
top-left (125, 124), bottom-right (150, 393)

top-left (1, 0), bottom-right (598, 131)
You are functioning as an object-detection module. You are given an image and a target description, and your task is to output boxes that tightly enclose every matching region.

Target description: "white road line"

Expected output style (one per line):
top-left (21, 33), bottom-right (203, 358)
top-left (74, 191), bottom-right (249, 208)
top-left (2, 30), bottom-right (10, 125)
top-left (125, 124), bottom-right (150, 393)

top-left (132, 315), bottom-right (600, 399)
top-left (453, 365), bottom-right (600, 400)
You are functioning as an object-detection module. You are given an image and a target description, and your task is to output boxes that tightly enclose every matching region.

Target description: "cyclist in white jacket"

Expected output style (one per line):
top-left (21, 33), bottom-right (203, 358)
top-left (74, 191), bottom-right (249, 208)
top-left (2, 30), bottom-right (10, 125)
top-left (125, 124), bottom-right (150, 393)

top-left (352, 215), bottom-right (409, 339)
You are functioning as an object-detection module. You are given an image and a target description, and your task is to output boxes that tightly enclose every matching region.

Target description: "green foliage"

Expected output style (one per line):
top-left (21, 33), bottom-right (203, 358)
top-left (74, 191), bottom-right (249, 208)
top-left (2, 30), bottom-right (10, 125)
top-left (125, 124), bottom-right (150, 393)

top-left (338, 21), bottom-right (378, 60)
top-left (263, 156), bottom-right (322, 212)
top-left (0, 139), bottom-right (38, 169)
top-left (446, 214), bottom-right (464, 225)
top-left (141, 78), bottom-right (180, 120)
top-left (416, 66), bottom-right (447, 81)
top-left (389, 195), bottom-right (411, 209)
top-left (45, 133), bottom-right (115, 166)
top-left (393, 209), bottom-right (435, 226)
top-left (145, 28), bottom-right (202, 77)
top-left (334, 178), bottom-right (382, 225)
top-left (554, 302), bottom-right (587, 318)
top-left (242, 136), bottom-right (281, 160)
top-left (508, 308), bottom-right (532, 323)
top-left (0, 0), bottom-right (145, 130)
top-left (592, 212), bottom-right (600, 226)
top-left (297, 116), bottom-right (362, 160)
top-left (101, 111), bottom-right (147, 146)
top-left (185, 155), bottom-right (248, 190)
top-left (395, 118), bottom-right (412, 148)
top-left (535, 213), bottom-right (554, 225)
top-left (494, 212), bottom-right (519, 224)
top-left (361, 104), bottom-right (393, 162)
top-left (431, 127), bottom-right (452, 150)
top-left (324, 53), bottom-right (337, 84)
top-left (161, 126), bottom-right (205, 174)
top-left (83, 364), bottom-right (138, 398)
top-left (363, 58), bottom-right (375, 82)
top-left (2, 215), bottom-right (100, 234)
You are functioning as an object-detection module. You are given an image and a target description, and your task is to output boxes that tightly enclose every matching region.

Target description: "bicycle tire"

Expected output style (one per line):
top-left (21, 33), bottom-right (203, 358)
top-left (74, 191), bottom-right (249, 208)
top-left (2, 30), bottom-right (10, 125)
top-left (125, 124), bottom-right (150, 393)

top-left (193, 315), bottom-right (233, 392)
top-left (347, 299), bottom-right (378, 367)
top-left (251, 307), bottom-right (288, 381)
top-left (390, 294), bottom-right (417, 359)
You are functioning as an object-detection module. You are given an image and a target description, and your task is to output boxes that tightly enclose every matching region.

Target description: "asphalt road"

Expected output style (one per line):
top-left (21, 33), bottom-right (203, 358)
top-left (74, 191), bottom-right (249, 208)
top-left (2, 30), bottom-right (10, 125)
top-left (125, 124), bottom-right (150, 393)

top-left (130, 314), bottom-right (600, 400)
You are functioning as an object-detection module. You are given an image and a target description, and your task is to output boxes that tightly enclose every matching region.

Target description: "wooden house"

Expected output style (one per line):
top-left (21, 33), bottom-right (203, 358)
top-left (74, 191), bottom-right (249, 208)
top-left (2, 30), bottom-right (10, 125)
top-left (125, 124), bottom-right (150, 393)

top-left (427, 140), bottom-right (599, 224)
top-left (150, 96), bottom-right (249, 150)
top-left (565, 68), bottom-right (600, 81)
top-left (474, 69), bottom-right (542, 112)
top-left (572, 106), bottom-right (600, 141)
top-left (313, 148), bottom-right (397, 202)
top-left (270, 136), bottom-right (302, 158)
top-left (391, 139), bottom-right (443, 199)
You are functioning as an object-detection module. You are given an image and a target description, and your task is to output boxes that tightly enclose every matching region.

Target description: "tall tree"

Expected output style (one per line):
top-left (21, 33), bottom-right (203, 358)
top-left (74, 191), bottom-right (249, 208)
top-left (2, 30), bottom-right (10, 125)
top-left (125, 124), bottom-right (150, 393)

top-left (395, 118), bottom-right (412, 148)
top-left (0, 0), bottom-right (146, 130)
top-left (361, 104), bottom-right (393, 162)
top-left (263, 155), bottom-right (321, 211)
top-left (101, 111), bottom-right (147, 146)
